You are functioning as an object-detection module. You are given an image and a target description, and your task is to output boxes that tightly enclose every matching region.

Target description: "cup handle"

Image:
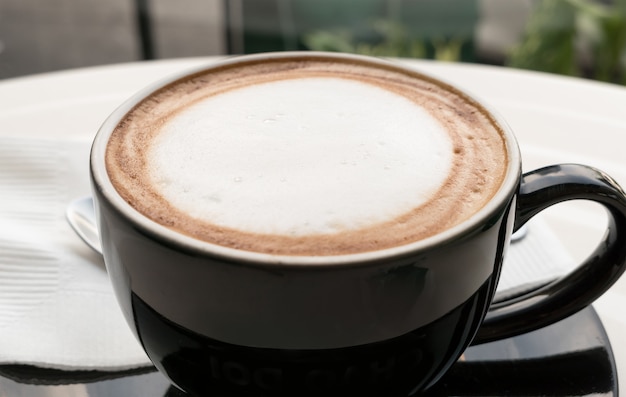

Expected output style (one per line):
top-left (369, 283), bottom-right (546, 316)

top-left (472, 164), bottom-right (626, 345)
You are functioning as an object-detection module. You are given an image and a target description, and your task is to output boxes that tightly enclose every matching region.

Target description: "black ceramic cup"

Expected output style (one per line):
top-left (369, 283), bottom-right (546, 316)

top-left (90, 52), bottom-right (626, 396)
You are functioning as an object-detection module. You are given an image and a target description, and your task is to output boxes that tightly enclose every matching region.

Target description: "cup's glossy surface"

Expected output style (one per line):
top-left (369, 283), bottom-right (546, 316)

top-left (92, 176), bottom-right (513, 395)
top-left (131, 282), bottom-right (495, 396)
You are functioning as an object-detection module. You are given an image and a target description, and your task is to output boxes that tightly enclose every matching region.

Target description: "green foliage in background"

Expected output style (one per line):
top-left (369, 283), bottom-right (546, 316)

top-left (303, 20), bottom-right (465, 62)
top-left (508, 0), bottom-right (626, 85)
top-left (302, 0), bottom-right (625, 85)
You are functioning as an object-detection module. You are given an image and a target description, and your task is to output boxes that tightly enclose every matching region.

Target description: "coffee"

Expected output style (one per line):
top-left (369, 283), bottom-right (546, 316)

top-left (105, 54), bottom-right (507, 255)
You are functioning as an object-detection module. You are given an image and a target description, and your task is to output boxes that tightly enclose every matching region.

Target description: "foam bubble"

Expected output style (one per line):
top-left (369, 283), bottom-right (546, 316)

top-left (148, 77), bottom-right (453, 236)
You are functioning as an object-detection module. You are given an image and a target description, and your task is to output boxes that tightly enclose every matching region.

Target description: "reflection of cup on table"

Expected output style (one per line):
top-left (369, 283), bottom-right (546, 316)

top-left (90, 52), bottom-right (626, 396)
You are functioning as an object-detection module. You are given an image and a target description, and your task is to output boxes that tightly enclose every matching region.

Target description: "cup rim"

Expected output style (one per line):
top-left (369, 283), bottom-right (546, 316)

top-left (90, 51), bottom-right (521, 267)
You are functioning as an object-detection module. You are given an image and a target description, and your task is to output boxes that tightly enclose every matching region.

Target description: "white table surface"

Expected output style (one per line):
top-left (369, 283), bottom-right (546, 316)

top-left (1, 56), bottom-right (625, 390)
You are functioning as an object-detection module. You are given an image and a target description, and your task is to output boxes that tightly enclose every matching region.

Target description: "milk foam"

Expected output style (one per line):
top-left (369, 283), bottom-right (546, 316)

top-left (106, 55), bottom-right (508, 255)
top-left (148, 77), bottom-right (453, 236)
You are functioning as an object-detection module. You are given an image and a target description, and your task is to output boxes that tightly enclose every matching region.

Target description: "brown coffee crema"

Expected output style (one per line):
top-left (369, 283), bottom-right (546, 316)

top-left (106, 55), bottom-right (508, 256)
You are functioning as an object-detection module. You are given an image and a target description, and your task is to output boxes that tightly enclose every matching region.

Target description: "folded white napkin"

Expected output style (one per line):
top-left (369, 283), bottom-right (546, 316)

top-left (0, 135), bottom-right (575, 379)
top-left (0, 136), bottom-right (151, 376)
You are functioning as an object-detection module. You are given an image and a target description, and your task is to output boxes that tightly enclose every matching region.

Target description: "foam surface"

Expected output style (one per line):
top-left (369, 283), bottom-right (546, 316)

top-left (148, 77), bottom-right (452, 236)
top-left (105, 55), bottom-right (508, 255)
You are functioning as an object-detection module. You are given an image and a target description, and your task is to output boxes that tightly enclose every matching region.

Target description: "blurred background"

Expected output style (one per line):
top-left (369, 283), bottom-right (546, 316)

top-left (0, 0), bottom-right (624, 85)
